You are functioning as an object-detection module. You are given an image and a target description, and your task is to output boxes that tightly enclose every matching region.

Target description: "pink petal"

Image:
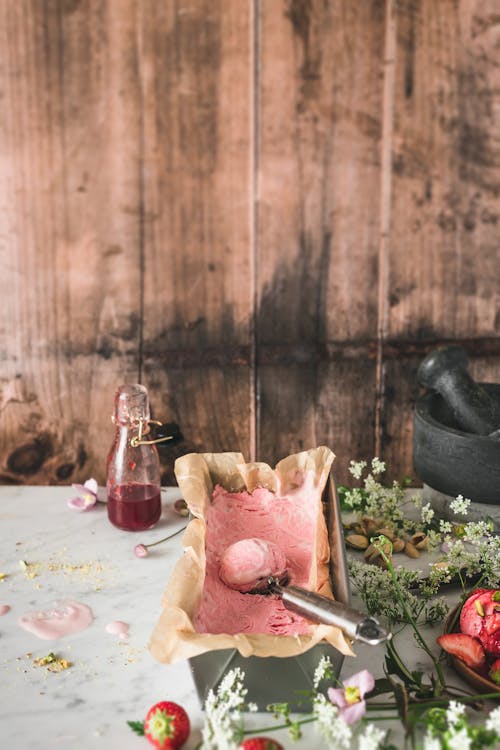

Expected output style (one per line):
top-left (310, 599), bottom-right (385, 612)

top-left (327, 687), bottom-right (348, 709)
top-left (71, 483), bottom-right (89, 495)
top-left (340, 700), bottom-right (366, 725)
top-left (134, 544), bottom-right (148, 558)
top-left (83, 478), bottom-right (98, 496)
top-left (67, 496), bottom-right (90, 511)
top-left (343, 669), bottom-right (375, 698)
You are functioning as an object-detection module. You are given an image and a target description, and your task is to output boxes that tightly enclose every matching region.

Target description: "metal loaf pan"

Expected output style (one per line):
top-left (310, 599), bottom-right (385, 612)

top-left (188, 472), bottom-right (351, 712)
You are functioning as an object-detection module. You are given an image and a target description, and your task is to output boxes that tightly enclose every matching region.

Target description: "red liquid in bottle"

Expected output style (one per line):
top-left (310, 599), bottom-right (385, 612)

top-left (107, 483), bottom-right (162, 531)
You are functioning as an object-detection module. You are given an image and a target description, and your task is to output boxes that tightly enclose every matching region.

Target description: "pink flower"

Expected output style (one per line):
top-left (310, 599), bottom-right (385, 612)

top-left (327, 669), bottom-right (375, 724)
top-left (67, 478), bottom-right (99, 512)
top-left (133, 523), bottom-right (187, 558)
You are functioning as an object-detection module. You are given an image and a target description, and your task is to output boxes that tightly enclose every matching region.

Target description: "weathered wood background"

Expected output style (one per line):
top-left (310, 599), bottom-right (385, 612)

top-left (0, 0), bottom-right (499, 487)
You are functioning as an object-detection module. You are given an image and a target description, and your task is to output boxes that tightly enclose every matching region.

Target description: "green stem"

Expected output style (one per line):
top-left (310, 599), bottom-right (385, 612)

top-left (376, 540), bottom-right (446, 689)
top-left (145, 525), bottom-right (187, 548)
top-left (434, 691), bottom-right (500, 703)
top-left (387, 637), bottom-right (419, 687)
top-left (365, 715), bottom-right (399, 721)
top-left (243, 717), bottom-right (316, 736)
top-left (366, 704), bottom-right (402, 711)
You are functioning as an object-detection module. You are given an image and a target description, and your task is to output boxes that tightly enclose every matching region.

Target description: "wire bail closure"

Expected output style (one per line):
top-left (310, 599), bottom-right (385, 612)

top-left (111, 415), bottom-right (174, 447)
top-left (130, 419), bottom-right (175, 447)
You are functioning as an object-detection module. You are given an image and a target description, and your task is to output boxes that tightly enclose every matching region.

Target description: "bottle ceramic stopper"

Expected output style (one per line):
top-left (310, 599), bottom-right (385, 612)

top-left (417, 345), bottom-right (500, 437)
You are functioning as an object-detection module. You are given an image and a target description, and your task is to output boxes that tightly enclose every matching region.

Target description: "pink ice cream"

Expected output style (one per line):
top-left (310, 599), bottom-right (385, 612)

top-left (219, 538), bottom-right (287, 593)
top-left (460, 589), bottom-right (500, 657)
top-left (194, 469), bottom-right (324, 636)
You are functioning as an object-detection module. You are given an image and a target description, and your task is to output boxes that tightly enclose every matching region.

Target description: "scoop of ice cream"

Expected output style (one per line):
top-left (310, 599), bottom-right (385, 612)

top-left (460, 588), bottom-right (500, 657)
top-left (219, 538), bottom-right (287, 593)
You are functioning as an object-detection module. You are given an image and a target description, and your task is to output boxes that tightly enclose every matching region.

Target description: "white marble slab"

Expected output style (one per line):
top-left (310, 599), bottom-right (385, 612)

top-left (0, 486), bottom-right (474, 750)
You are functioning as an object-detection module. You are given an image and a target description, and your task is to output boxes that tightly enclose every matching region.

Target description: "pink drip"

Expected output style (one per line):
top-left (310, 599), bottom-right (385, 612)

top-left (105, 621), bottom-right (129, 641)
top-left (18, 601), bottom-right (93, 640)
top-left (0, 604), bottom-right (10, 616)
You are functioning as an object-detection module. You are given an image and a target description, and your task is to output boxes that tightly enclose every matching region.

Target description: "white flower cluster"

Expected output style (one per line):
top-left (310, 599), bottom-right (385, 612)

top-left (421, 700), bottom-right (500, 749)
top-left (201, 668), bottom-right (248, 750)
top-left (312, 694), bottom-right (351, 749)
top-left (421, 502), bottom-right (435, 524)
top-left (312, 694), bottom-right (386, 750)
top-left (486, 705), bottom-right (500, 734)
top-left (358, 724), bottom-right (386, 750)
top-left (446, 699), bottom-right (466, 727)
top-left (343, 460), bottom-right (424, 537)
top-left (370, 457), bottom-right (386, 476)
top-left (348, 557), bottom-right (448, 625)
top-left (349, 460), bottom-right (367, 480)
top-left (313, 654), bottom-right (334, 689)
top-left (439, 521), bottom-right (500, 587)
top-left (449, 494), bottom-right (471, 515)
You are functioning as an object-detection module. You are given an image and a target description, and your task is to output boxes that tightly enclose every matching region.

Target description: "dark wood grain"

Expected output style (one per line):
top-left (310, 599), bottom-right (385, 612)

top-left (381, 0), bottom-right (500, 482)
top-left (0, 0), bottom-right (499, 488)
top-left (256, 0), bottom-right (386, 483)
top-left (138, 0), bottom-right (254, 478)
top-left (0, 1), bottom-right (142, 485)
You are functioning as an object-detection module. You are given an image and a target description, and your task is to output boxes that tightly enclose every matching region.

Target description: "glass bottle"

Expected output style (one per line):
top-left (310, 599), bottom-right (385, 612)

top-left (106, 384), bottom-right (162, 531)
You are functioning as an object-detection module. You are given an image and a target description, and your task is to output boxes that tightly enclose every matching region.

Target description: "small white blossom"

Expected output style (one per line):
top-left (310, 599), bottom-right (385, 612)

top-left (427, 529), bottom-right (442, 549)
top-left (357, 723), bottom-right (385, 749)
top-left (446, 700), bottom-right (465, 727)
top-left (448, 727), bottom-right (471, 749)
top-left (247, 702), bottom-right (258, 713)
top-left (421, 503), bottom-right (434, 524)
top-left (486, 705), bottom-right (500, 734)
top-left (463, 520), bottom-right (494, 542)
top-left (349, 460), bottom-right (367, 480)
top-left (439, 519), bottom-right (452, 534)
top-left (343, 487), bottom-right (365, 508)
top-left (313, 694), bottom-right (352, 749)
top-left (201, 668), bottom-right (247, 750)
top-left (371, 457), bottom-right (386, 475)
top-left (422, 735), bottom-right (442, 750)
top-left (450, 494), bottom-right (471, 515)
top-left (313, 655), bottom-right (333, 689)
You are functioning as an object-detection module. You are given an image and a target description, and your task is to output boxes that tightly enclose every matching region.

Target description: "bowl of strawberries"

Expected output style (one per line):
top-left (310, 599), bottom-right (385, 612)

top-left (438, 588), bottom-right (500, 697)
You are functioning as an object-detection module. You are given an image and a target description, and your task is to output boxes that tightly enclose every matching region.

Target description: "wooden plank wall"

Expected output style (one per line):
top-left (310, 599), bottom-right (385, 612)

top-left (0, 0), bottom-right (498, 488)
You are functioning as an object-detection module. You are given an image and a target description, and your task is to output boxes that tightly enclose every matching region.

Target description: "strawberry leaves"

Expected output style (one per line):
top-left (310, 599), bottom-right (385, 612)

top-left (127, 720), bottom-right (145, 736)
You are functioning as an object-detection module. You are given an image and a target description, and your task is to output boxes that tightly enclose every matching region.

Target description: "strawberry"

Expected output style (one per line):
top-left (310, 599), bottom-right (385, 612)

top-left (489, 658), bottom-right (500, 686)
top-left (437, 633), bottom-right (486, 671)
top-left (130, 701), bottom-right (190, 750)
top-left (460, 588), bottom-right (500, 657)
top-left (239, 738), bottom-right (284, 750)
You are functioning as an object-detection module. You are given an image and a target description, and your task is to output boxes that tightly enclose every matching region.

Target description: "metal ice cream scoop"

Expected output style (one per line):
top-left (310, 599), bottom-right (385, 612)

top-left (219, 537), bottom-right (390, 645)
top-left (264, 575), bottom-right (390, 646)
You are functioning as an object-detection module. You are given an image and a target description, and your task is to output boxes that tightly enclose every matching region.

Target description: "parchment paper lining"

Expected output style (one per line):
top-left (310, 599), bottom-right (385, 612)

top-left (149, 447), bottom-right (354, 663)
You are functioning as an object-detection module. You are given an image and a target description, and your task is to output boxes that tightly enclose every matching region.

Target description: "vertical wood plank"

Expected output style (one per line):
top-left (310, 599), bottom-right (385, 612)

top-left (138, 0), bottom-right (254, 479)
top-left (382, 0), bottom-right (500, 480)
top-left (257, 0), bottom-right (386, 483)
top-left (0, 1), bottom-right (143, 484)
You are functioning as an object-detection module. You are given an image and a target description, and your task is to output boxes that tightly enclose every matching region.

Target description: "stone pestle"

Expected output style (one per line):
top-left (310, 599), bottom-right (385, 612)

top-left (417, 345), bottom-right (500, 438)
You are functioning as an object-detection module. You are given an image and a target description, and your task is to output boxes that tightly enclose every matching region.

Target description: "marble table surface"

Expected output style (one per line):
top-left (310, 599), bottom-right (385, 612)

top-left (0, 486), bottom-right (486, 750)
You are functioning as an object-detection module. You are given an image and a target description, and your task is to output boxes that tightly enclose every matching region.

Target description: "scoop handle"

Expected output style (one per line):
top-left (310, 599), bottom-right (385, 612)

top-left (271, 581), bottom-right (390, 645)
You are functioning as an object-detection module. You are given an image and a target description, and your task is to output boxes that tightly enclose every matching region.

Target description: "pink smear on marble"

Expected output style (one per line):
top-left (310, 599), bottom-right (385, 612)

top-left (0, 604), bottom-right (11, 616)
top-left (18, 601), bottom-right (93, 640)
top-left (105, 621), bottom-right (129, 641)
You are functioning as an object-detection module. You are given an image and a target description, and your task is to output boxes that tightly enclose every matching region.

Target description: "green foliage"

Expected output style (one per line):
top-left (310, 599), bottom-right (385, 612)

top-left (127, 720), bottom-right (145, 736)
